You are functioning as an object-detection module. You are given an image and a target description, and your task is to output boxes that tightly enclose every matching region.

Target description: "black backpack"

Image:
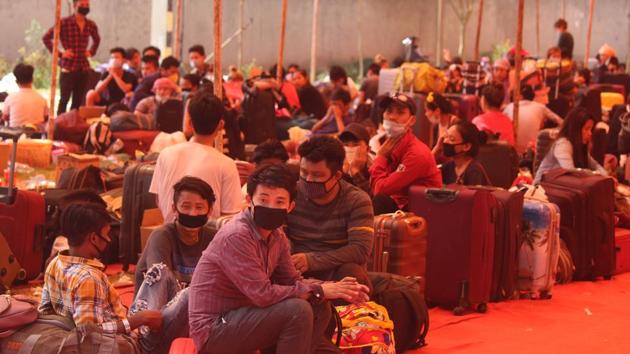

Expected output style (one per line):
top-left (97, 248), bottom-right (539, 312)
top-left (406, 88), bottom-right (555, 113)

top-left (368, 272), bottom-right (429, 352)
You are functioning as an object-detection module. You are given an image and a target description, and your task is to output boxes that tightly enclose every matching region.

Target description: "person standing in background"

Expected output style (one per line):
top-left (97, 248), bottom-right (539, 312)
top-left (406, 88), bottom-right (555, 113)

top-left (554, 19), bottom-right (574, 60)
top-left (43, 0), bottom-right (100, 114)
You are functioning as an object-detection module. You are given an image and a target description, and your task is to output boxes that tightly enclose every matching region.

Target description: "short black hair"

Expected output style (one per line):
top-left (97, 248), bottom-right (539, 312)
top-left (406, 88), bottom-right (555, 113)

top-left (426, 92), bottom-right (453, 114)
top-left (188, 44), bottom-right (206, 56)
top-left (125, 47), bottom-right (140, 60)
top-left (578, 68), bottom-right (591, 86)
top-left (142, 55), bottom-right (159, 67)
top-left (13, 63), bottom-right (34, 85)
top-left (60, 203), bottom-right (111, 247)
top-left (109, 47), bottom-right (126, 57)
top-left (452, 120), bottom-right (483, 158)
top-left (270, 64), bottom-right (286, 79)
top-left (187, 90), bottom-right (224, 135)
top-left (298, 136), bottom-right (345, 174)
top-left (329, 66), bottom-right (348, 83)
top-left (183, 73), bottom-right (201, 88)
top-left (331, 88), bottom-right (351, 104)
top-left (143, 45), bottom-right (161, 58)
top-left (481, 83), bottom-right (505, 109)
top-left (173, 176), bottom-right (216, 206)
top-left (520, 84), bottom-right (535, 101)
top-left (252, 139), bottom-right (289, 165)
top-left (554, 18), bottom-right (568, 30)
top-left (161, 56), bottom-right (180, 70)
top-left (247, 164), bottom-right (297, 201)
top-left (367, 63), bottom-right (381, 76)
top-left (609, 56), bottom-right (620, 67)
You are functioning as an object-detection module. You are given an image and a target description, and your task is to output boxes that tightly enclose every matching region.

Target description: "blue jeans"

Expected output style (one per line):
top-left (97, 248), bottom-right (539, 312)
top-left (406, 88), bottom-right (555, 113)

top-left (129, 263), bottom-right (189, 354)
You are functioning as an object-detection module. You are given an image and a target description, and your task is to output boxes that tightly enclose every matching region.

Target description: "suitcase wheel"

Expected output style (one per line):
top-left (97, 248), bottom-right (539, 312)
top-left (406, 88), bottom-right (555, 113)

top-left (539, 291), bottom-right (552, 300)
top-left (16, 269), bottom-right (26, 281)
top-left (453, 306), bottom-right (465, 316)
top-left (604, 275), bottom-right (613, 281)
top-left (476, 303), bottom-right (487, 313)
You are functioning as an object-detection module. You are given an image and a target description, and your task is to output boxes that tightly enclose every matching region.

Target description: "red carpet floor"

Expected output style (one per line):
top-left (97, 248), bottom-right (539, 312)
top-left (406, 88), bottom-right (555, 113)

top-left (411, 273), bottom-right (630, 354)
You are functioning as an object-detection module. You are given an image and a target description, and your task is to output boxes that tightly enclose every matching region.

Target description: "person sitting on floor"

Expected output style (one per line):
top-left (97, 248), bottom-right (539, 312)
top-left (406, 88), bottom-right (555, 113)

top-left (188, 44), bottom-right (213, 83)
top-left (135, 176), bottom-right (216, 295)
top-left (1, 63), bottom-right (48, 129)
top-left (134, 77), bottom-right (181, 125)
top-left (130, 56), bottom-right (180, 110)
top-left (472, 83), bottom-right (516, 146)
top-left (534, 108), bottom-right (607, 184)
top-left (239, 139), bottom-right (293, 201)
top-left (39, 202), bottom-right (186, 354)
top-left (140, 54), bottom-right (159, 82)
top-left (311, 88), bottom-right (354, 136)
top-left (286, 136), bottom-right (374, 289)
top-left (86, 47), bottom-right (138, 107)
top-left (293, 68), bottom-right (327, 119)
top-left (149, 90), bottom-right (242, 222)
top-left (370, 94), bottom-right (442, 214)
top-left (440, 120), bottom-right (491, 186)
top-left (189, 164), bottom-right (369, 354)
top-left (339, 123), bottom-right (373, 195)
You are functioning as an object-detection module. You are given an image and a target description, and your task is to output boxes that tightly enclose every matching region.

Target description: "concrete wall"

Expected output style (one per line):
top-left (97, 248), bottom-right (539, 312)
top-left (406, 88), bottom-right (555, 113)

top-left (1, 0), bottom-right (629, 75)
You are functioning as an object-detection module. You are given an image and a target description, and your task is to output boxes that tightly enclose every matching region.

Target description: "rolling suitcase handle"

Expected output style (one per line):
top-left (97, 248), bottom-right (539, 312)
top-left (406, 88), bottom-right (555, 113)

top-left (0, 127), bottom-right (24, 204)
top-left (424, 188), bottom-right (458, 203)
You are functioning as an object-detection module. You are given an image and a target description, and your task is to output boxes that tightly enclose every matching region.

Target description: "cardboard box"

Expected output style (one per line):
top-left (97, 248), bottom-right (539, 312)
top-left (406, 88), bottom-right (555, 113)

top-left (55, 153), bottom-right (101, 183)
top-left (140, 208), bottom-right (164, 253)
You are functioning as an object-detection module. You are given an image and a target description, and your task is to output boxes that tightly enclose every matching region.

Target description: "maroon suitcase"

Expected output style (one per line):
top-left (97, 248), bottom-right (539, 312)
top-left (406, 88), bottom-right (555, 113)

top-left (470, 186), bottom-right (523, 302)
top-left (476, 141), bottom-right (519, 189)
top-left (541, 169), bottom-right (615, 280)
top-left (0, 128), bottom-right (46, 280)
top-left (409, 185), bottom-right (495, 315)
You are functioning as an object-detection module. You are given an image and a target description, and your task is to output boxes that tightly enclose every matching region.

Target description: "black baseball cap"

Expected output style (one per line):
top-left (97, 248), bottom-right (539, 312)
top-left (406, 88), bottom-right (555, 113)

top-left (379, 93), bottom-right (417, 115)
top-left (339, 123), bottom-right (370, 144)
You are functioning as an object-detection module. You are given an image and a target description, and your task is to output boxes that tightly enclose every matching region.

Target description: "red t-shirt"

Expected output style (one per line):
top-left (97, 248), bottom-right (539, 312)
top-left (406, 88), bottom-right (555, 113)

top-left (472, 111), bottom-right (516, 145)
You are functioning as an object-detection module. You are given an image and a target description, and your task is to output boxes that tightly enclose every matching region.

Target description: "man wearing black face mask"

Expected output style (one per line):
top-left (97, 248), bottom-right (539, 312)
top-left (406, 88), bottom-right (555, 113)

top-left (40, 203), bottom-right (190, 352)
top-left (189, 164), bottom-right (369, 354)
top-left (134, 176), bottom-right (216, 295)
top-left (43, 0), bottom-right (100, 114)
top-left (286, 136), bottom-right (374, 291)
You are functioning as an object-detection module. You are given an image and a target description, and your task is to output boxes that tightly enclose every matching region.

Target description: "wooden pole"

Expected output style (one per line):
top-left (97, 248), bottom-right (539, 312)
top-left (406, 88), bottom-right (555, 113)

top-left (309, 0), bottom-right (319, 82)
top-left (238, 0), bottom-right (245, 69)
top-left (47, 0), bottom-right (62, 140)
top-left (356, 0), bottom-right (364, 80)
top-left (512, 0), bottom-right (525, 143)
top-left (173, 0), bottom-right (183, 60)
top-left (584, 0), bottom-right (595, 68)
top-left (436, 0), bottom-right (443, 66)
top-left (473, 0), bottom-right (484, 61)
top-left (213, 0), bottom-right (222, 98)
top-left (536, 0), bottom-right (540, 57)
top-left (277, 0), bottom-right (288, 82)
top-left (626, 13), bottom-right (630, 74)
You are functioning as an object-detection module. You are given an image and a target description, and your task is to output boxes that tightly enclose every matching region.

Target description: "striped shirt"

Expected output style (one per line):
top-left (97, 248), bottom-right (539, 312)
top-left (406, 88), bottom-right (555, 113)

top-left (286, 180), bottom-right (374, 271)
top-left (39, 251), bottom-right (126, 333)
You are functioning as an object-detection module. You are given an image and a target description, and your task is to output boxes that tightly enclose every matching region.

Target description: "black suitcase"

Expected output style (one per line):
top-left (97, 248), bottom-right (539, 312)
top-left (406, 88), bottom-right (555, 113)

top-left (477, 141), bottom-right (519, 189)
top-left (155, 99), bottom-right (184, 133)
top-left (120, 163), bottom-right (156, 269)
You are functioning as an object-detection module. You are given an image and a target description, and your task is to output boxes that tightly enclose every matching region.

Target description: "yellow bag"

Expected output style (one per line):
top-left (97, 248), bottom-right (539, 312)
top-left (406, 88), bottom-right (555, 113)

top-left (394, 63), bottom-right (447, 94)
top-left (333, 301), bottom-right (396, 354)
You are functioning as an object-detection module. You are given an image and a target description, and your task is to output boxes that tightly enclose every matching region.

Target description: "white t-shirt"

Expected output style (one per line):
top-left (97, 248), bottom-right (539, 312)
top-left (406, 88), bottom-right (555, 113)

top-left (3, 88), bottom-right (48, 127)
top-left (503, 100), bottom-right (563, 154)
top-left (149, 141), bottom-right (242, 222)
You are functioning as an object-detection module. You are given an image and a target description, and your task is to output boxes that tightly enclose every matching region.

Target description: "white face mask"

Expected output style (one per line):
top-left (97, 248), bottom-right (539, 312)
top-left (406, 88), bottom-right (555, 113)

top-left (344, 146), bottom-right (359, 165)
top-left (382, 119), bottom-right (408, 138)
top-left (190, 60), bottom-right (197, 69)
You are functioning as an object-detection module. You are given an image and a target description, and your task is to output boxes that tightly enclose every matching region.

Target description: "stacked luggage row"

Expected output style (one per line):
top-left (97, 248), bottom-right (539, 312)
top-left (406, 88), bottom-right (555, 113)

top-left (371, 168), bottom-right (616, 315)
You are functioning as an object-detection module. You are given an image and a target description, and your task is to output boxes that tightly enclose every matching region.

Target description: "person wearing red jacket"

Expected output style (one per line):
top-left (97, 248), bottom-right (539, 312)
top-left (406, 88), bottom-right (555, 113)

top-left (369, 94), bottom-right (442, 214)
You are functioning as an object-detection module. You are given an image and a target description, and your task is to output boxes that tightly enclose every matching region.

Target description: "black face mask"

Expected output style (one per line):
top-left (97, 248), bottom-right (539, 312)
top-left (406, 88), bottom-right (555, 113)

top-left (443, 142), bottom-right (465, 157)
top-left (252, 204), bottom-right (288, 230)
top-left (177, 211), bottom-right (208, 228)
top-left (78, 6), bottom-right (90, 15)
top-left (298, 175), bottom-right (336, 200)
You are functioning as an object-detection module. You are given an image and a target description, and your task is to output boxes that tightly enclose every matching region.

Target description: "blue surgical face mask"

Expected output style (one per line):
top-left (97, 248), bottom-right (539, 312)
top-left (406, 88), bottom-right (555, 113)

top-left (382, 119), bottom-right (408, 138)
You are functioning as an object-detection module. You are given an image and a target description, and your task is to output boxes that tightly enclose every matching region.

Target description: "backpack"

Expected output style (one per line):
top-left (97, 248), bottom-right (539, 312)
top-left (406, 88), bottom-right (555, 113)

top-left (368, 272), bottom-right (429, 352)
top-left (333, 301), bottom-right (396, 354)
top-left (395, 63), bottom-right (447, 94)
top-left (57, 165), bottom-right (107, 193)
top-left (533, 128), bottom-right (560, 175)
top-left (55, 110), bottom-right (90, 145)
top-left (83, 121), bottom-right (113, 155)
top-left (0, 315), bottom-right (139, 354)
top-left (618, 111), bottom-right (630, 154)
